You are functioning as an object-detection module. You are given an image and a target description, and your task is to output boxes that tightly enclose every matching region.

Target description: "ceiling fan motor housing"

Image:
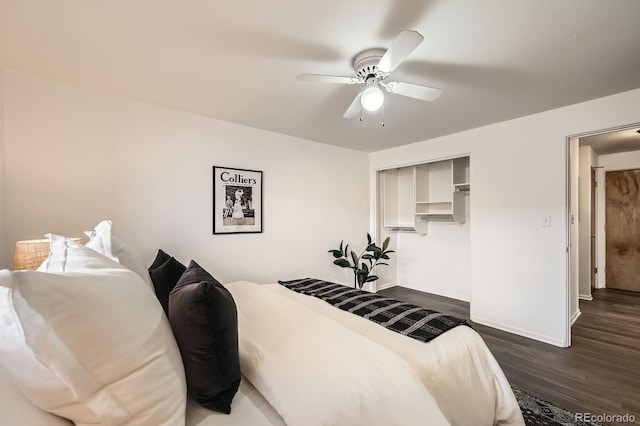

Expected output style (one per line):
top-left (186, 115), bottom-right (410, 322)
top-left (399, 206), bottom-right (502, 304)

top-left (353, 48), bottom-right (386, 80)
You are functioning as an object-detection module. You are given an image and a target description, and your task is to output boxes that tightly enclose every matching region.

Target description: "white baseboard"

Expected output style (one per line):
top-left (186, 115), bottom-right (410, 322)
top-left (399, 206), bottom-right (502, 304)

top-left (420, 289), bottom-right (470, 303)
top-left (375, 281), bottom-right (397, 291)
top-left (471, 315), bottom-right (568, 347)
top-left (578, 294), bottom-right (593, 301)
top-left (413, 287), bottom-right (470, 303)
top-left (571, 309), bottom-right (582, 325)
top-left (437, 290), bottom-right (469, 302)
top-left (379, 282), bottom-right (469, 302)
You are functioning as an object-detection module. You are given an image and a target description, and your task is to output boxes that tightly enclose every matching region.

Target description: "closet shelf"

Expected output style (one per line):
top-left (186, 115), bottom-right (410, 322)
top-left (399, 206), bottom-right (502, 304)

top-left (415, 213), bottom-right (456, 220)
top-left (416, 200), bottom-right (452, 205)
top-left (384, 225), bottom-right (419, 232)
top-left (380, 156), bottom-right (469, 235)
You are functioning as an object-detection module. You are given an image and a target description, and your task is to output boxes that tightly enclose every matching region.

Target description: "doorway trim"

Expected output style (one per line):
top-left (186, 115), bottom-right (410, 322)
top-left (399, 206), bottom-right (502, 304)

top-left (590, 166), bottom-right (598, 294)
top-left (565, 121), bottom-right (640, 346)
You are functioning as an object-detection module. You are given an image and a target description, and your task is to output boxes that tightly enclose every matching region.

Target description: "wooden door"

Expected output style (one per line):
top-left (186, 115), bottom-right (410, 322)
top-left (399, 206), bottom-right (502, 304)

top-left (606, 169), bottom-right (640, 292)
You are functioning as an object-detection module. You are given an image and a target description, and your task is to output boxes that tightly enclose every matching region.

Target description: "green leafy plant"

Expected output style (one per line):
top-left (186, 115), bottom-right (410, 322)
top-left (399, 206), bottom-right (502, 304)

top-left (328, 233), bottom-right (394, 289)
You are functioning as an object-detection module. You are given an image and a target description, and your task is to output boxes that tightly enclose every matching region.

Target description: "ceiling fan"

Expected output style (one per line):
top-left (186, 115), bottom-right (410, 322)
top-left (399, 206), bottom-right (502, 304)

top-left (297, 30), bottom-right (442, 119)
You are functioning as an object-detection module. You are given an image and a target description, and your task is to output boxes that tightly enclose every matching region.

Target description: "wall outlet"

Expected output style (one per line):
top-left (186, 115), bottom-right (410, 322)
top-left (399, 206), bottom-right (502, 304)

top-left (542, 215), bottom-right (551, 227)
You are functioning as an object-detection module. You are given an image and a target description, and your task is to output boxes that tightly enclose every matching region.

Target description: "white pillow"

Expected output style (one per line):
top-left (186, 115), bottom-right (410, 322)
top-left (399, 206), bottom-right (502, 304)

top-left (0, 365), bottom-right (71, 426)
top-left (84, 220), bottom-right (154, 289)
top-left (0, 238), bottom-right (186, 425)
top-left (38, 233), bottom-right (124, 273)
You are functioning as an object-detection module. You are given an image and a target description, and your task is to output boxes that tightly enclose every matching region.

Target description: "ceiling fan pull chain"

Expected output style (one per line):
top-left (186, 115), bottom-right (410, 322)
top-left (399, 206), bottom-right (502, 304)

top-left (381, 104), bottom-right (385, 127)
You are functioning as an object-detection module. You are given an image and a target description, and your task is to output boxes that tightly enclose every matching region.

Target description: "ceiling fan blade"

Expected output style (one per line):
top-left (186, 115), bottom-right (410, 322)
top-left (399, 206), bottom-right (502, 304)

top-left (297, 73), bottom-right (360, 84)
top-left (383, 81), bottom-right (442, 102)
top-left (343, 93), bottom-right (363, 118)
top-left (377, 30), bottom-right (424, 75)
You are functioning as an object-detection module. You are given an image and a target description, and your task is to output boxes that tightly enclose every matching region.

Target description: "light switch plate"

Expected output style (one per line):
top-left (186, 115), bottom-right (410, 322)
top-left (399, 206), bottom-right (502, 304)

top-left (542, 215), bottom-right (551, 227)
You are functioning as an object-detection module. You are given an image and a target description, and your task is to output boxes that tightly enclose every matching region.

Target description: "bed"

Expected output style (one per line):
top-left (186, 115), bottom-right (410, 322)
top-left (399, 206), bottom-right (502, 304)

top-left (221, 281), bottom-right (523, 426)
top-left (185, 378), bottom-right (285, 426)
top-left (0, 224), bottom-right (524, 426)
top-left (182, 281), bottom-right (523, 426)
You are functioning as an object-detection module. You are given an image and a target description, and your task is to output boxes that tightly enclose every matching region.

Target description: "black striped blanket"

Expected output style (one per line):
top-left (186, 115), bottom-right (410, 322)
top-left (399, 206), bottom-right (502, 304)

top-left (278, 278), bottom-right (470, 343)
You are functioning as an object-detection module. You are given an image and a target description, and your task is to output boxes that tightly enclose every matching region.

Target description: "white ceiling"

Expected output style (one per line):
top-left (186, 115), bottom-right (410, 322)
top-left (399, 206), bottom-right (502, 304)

top-left (1, 0), bottom-right (640, 152)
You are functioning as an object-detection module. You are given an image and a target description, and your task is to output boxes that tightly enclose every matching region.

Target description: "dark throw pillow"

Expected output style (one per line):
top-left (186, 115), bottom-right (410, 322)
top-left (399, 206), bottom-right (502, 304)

top-left (149, 248), bottom-right (171, 270)
top-left (148, 249), bottom-right (186, 315)
top-left (168, 260), bottom-right (241, 414)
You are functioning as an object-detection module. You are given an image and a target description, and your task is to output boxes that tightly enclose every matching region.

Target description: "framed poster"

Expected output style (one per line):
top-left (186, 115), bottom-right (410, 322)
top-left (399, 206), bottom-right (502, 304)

top-left (213, 166), bottom-right (263, 234)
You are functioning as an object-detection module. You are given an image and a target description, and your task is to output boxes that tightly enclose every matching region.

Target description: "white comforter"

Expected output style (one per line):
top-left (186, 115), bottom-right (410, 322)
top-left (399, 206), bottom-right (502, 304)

top-left (226, 281), bottom-right (450, 426)
top-left (186, 378), bottom-right (285, 426)
top-left (227, 282), bottom-right (524, 426)
top-left (266, 283), bottom-right (525, 426)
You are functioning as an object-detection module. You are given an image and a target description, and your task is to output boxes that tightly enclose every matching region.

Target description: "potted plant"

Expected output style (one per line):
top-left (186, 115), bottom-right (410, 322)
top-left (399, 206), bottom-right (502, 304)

top-left (328, 233), bottom-right (394, 289)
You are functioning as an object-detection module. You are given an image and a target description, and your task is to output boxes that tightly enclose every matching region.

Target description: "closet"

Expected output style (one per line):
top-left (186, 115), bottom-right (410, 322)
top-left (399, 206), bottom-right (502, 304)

top-left (374, 155), bottom-right (471, 300)
top-left (380, 156), bottom-right (469, 235)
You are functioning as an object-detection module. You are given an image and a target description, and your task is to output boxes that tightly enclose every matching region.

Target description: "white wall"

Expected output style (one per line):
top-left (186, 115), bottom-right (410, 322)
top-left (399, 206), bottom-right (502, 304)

top-left (1, 70), bottom-right (370, 285)
top-left (396, 220), bottom-right (470, 301)
top-left (578, 145), bottom-right (596, 299)
top-left (371, 88), bottom-right (640, 347)
top-left (0, 69), bottom-right (5, 267)
top-left (394, 188), bottom-right (470, 301)
top-left (596, 150), bottom-right (640, 288)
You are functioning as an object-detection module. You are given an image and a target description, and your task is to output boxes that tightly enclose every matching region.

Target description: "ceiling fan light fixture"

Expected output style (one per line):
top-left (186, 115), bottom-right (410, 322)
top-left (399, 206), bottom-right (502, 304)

top-left (296, 30), bottom-right (440, 119)
top-left (361, 86), bottom-right (384, 112)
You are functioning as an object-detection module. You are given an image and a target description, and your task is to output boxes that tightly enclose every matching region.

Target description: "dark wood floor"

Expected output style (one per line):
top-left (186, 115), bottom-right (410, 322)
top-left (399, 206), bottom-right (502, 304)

top-left (380, 286), bottom-right (640, 426)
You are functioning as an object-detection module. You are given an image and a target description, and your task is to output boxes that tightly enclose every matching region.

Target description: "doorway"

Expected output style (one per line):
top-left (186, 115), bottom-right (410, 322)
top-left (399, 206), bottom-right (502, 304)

top-left (566, 122), bottom-right (640, 345)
